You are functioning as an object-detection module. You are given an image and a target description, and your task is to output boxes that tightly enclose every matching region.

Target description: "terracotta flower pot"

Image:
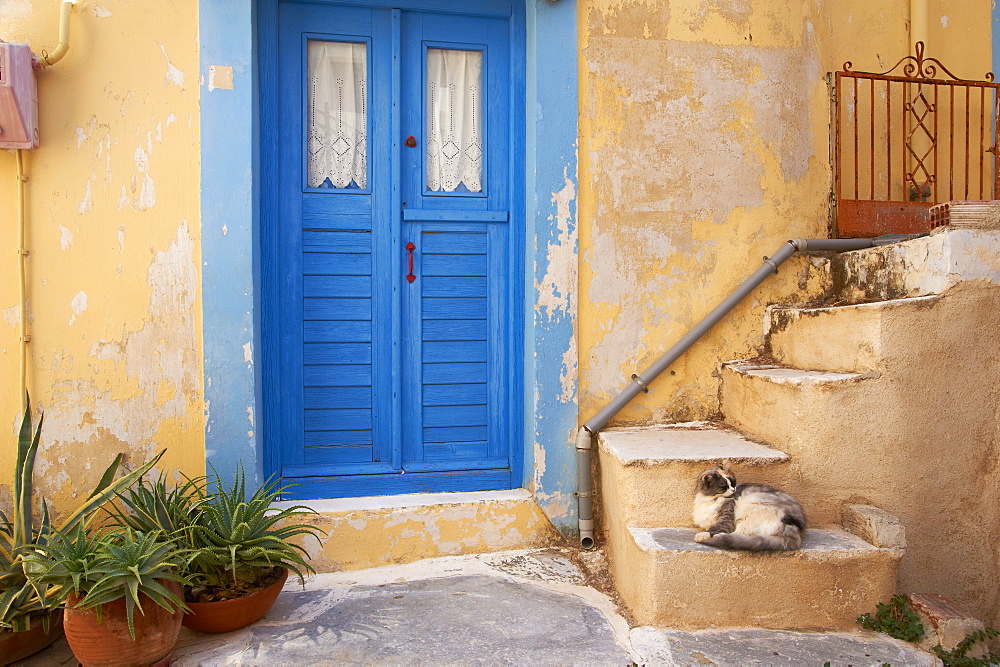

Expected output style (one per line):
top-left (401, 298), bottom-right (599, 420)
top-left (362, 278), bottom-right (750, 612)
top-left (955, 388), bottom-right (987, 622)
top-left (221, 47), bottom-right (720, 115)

top-left (0, 611), bottom-right (63, 666)
top-left (183, 567), bottom-right (288, 634)
top-left (63, 580), bottom-right (184, 667)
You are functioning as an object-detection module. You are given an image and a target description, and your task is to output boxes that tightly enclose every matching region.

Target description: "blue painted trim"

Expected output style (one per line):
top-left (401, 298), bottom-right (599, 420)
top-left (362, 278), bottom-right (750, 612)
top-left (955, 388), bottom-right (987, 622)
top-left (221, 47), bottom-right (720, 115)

top-left (508, 0), bottom-right (527, 493)
top-left (524, 0), bottom-right (578, 534)
top-left (199, 0), bottom-right (262, 487)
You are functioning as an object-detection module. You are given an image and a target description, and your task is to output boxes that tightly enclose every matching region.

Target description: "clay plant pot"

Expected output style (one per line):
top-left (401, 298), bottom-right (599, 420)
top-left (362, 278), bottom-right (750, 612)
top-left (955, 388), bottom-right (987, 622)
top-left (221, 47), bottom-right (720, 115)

top-left (0, 611), bottom-right (63, 666)
top-left (63, 580), bottom-right (184, 667)
top-left (183, 567), bottom-right (288, 634)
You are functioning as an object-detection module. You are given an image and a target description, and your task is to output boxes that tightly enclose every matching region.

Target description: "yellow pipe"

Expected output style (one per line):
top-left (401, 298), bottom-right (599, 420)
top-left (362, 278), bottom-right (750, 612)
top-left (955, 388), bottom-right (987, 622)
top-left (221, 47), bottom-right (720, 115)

top-left (910, 0), bottom-right (928, 52)
top-left (38, 0), bottom-right (75, 68)
top-left (15, 149), bottom-right (29, 411)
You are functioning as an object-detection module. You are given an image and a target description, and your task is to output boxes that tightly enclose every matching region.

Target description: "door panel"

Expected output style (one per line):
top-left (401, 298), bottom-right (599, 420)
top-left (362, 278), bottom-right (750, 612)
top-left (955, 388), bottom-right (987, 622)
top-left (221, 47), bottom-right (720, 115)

top-left (268, 1), bottom-right (519, 499)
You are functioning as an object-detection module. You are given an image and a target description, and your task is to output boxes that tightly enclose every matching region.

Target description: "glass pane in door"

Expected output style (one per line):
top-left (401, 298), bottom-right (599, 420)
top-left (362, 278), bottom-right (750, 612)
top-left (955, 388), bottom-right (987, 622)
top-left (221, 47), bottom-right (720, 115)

top-left (307, 40), bottom-right (368, 189)
top-left (426, 48), bottom-right (483, 193)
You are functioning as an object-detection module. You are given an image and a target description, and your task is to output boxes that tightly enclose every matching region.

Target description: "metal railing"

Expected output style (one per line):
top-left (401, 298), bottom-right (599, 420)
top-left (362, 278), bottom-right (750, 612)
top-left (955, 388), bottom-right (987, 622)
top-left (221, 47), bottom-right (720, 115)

top-left (833, 42), bottom-right (1000, 237)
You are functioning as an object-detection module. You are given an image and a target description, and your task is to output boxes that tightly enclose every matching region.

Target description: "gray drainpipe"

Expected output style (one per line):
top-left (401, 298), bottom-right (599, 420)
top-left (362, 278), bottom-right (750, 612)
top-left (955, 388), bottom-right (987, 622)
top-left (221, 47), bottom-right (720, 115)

top-left (575, 237), bottom-right (878, 548)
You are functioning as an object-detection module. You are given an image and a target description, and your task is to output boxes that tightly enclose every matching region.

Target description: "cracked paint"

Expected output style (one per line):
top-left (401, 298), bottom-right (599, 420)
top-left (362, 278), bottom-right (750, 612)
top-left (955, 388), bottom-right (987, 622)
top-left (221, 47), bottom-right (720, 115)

top-left (133, 147), bottom-right (156, 210)
top-left (159, 44), bottom-right (186, 90)
top-left (536, 175), bottom-right (577, 320)
top-left (77, 179), bottom-right (93, 215)
top-left (68, 292), bottom-right (88, 326)
top-left (536, 174), bottom-right (579, 404)
top-left (208, 65), bottom-right (235, 92)
top-left (58, 226), bottom-right (73, 250)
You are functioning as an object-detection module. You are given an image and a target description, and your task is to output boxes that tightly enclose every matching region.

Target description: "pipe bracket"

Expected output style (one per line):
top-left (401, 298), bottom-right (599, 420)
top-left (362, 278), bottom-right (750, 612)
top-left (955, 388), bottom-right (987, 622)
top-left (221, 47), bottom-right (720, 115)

top-left (762, 256), bottom-right (779, 274)
top-left (630, 373), bottom-right (650, 393)
top-left (573, 491), bottom-right (592, 498)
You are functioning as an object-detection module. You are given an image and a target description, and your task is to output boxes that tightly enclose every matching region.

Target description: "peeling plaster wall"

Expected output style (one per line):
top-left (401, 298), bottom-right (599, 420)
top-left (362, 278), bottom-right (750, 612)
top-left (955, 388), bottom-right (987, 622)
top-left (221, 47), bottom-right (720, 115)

top-left (577, 0), bottom-right (991, 427)
top-left (0, 1), bottom-right (204, 511)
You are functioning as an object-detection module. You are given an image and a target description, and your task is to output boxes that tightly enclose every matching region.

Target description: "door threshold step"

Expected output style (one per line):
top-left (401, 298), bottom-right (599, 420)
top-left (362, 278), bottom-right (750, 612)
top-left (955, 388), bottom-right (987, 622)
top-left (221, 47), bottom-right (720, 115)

top-left (275, 488), bottom-right (533, 513)
top-left (276, 489), bottom-right (560, 573)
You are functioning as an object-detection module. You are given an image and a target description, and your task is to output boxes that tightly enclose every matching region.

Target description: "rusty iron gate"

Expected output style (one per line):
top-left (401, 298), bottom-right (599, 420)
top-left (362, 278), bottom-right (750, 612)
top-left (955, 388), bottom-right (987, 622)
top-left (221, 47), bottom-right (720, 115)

top-left (833, 42), bottom-right (1000, 237)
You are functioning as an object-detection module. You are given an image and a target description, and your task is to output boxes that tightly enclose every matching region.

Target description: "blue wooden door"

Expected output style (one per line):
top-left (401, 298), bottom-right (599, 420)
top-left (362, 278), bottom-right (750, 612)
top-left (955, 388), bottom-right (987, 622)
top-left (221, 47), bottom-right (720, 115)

top-left (265, 1), bottom-right (522, 498)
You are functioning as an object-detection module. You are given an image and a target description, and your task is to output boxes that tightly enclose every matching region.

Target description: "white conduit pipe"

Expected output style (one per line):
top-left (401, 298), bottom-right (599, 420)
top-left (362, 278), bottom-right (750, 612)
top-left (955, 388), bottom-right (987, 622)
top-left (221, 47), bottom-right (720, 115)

top-left (575, 237), bottom-right (879, 548)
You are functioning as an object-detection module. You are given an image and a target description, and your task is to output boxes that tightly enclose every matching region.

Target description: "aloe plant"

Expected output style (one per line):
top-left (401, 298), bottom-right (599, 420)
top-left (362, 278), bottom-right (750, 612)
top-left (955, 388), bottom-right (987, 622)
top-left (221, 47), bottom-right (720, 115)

top-left (0, 395), bottom-right (164, 632)
top-left (105, 472), bottom-right (207, 551)
top-left (189, 466), bottom-right (322, 588)
top-left (24, 525), bottom-right (190, 639)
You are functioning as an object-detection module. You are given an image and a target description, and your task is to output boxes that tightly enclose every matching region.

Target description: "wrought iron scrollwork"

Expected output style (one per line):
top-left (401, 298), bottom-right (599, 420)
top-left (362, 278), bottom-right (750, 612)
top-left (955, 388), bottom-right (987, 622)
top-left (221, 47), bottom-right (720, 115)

top-left (842, 41), bottom-right (993, 82)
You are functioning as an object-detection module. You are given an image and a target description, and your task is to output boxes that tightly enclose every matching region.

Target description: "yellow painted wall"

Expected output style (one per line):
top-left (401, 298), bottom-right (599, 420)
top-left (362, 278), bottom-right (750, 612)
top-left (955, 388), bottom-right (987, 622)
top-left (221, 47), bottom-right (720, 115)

top-left (0, 1), bottom-right (204, 513)
top-left (577, 0), bottom-right (992, 426)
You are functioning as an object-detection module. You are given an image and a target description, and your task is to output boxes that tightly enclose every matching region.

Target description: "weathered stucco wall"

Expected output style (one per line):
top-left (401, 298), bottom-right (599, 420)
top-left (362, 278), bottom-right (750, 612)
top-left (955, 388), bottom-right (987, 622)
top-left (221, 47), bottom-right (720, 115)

top-left (0, 1), bottom-right (204, 511)
top-left (576, 0), bottom-right (991, 427)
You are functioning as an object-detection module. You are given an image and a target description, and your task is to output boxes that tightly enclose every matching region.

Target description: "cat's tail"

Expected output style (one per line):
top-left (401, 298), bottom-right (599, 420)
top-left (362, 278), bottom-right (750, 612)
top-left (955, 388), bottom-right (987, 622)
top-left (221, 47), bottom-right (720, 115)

top-left (695, 529), bottom-right (802, 552)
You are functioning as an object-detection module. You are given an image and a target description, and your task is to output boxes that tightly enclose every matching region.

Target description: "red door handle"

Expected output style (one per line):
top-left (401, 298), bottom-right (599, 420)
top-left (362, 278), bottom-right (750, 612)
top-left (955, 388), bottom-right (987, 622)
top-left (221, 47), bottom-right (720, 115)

top-left (405, 242), bottom-right (416, 283)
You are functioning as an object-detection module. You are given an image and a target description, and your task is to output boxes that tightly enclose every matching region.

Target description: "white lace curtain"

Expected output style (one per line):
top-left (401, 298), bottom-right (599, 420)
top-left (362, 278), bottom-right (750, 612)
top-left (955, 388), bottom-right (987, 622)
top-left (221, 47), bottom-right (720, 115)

top-left (426, 49), bottom-right (483, 193)
top-left (307, 41), bottom-right (368, 189)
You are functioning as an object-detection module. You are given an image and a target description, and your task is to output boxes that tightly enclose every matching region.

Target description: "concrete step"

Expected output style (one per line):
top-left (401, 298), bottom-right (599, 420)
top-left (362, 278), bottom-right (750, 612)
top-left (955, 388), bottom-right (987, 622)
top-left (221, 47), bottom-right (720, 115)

top-left (616, 526), bottom-right (900, 630)
top-left (719, 362), bottom-right (879, 457)
top-left (765, 295), bottom-right (941, 372)
top-left (277, 490), bottom-right (561, 572)
top-left (597, 422), bottom-right (788, 529)
top-left (830, 228), bottom-right (1000, 303)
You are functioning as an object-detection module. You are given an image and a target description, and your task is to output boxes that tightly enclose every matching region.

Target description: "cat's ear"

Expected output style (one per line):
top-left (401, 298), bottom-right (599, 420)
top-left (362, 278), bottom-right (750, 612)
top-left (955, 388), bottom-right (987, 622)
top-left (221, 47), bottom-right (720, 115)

top-left (720, 460), bottom-right (732, 474)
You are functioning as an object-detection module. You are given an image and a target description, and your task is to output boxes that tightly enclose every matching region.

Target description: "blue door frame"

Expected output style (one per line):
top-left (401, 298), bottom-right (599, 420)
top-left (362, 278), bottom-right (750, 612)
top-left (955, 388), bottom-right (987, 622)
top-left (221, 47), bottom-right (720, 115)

top-left (258, 0), bottom-right (525, 499)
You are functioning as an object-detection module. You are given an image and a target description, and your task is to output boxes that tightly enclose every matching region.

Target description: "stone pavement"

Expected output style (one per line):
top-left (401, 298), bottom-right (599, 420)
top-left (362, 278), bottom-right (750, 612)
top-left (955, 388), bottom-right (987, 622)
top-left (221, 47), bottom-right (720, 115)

top-left (24, 548), bottom-right (936, 665)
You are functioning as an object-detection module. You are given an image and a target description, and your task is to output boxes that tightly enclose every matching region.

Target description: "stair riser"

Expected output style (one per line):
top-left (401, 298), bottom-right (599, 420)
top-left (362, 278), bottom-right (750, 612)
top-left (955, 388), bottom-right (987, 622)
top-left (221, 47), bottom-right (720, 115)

top-left (830, 229), bottom-right (1000, 303)
top-left (598, 447), bottom-right (789, 528)
top-left (720, 367), bottom-right (884, 525)
top-left (615, 535), bottom-right (899, 629)
top-left (721, 366), bottom-right (879, 453)
top-left (766, 296), bottom-right (941, 373)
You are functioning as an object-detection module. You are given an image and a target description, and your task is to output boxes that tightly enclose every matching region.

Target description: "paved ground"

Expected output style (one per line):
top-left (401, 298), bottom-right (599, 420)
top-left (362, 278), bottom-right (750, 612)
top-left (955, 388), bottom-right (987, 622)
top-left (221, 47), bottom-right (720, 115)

top-left (24, 548), bottom-right (935, 665)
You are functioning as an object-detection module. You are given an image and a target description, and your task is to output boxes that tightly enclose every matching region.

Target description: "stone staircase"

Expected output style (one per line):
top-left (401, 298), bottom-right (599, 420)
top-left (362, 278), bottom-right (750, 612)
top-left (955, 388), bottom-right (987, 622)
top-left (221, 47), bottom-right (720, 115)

top-left (598, 423), bottom-right (901, 629)
top-left (597, 229), bottom-right (1000, 630)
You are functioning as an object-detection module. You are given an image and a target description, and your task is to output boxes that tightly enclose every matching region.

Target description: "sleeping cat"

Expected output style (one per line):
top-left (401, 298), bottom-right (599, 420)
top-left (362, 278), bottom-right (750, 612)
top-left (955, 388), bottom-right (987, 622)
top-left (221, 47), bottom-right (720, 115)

top-left (692, 465), bottom-right (806, 552)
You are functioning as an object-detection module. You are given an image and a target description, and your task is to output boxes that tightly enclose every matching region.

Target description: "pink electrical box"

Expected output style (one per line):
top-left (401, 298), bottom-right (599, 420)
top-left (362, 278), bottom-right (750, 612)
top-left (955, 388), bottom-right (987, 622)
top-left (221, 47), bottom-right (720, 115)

top-left (0, 42), bottom-right (40, 149)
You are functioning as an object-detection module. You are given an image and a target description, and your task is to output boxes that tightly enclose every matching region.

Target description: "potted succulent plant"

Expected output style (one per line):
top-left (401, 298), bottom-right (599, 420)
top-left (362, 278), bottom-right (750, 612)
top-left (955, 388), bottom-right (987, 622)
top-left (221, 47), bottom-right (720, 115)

top-left (109, 465), bottom-right (324, 633)
top-left (23, 524), bottom-right (190, 665)
top-left (0, 396), bottom-right (163, 664)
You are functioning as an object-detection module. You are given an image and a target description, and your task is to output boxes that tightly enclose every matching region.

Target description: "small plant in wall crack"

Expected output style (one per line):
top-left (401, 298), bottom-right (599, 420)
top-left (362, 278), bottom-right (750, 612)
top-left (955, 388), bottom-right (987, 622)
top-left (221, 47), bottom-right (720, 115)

top-left (931, 627), bottom-right (1000, 667)
top-left (856, 595), bottom-right (926, 642)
